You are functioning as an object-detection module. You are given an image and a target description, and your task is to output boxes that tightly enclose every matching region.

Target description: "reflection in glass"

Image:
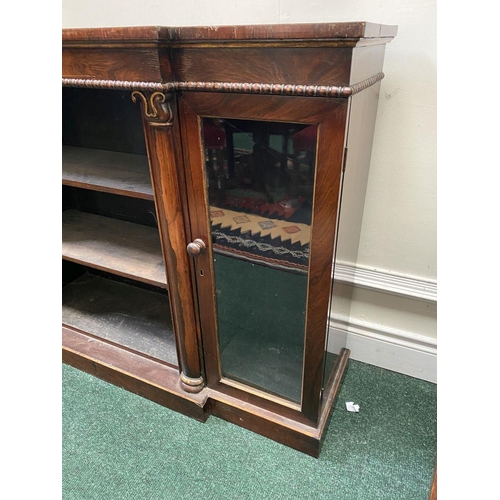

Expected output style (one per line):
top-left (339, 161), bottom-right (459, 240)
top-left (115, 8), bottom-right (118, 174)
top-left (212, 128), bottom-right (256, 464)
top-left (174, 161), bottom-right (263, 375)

top-left (202, 118), bottom-right (318, 403)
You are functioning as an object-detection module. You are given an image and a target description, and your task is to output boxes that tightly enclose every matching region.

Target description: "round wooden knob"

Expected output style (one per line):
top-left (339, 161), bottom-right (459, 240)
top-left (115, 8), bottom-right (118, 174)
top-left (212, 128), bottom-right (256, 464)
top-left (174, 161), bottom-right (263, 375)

top-left (186, 238), bottom-right (206, 257)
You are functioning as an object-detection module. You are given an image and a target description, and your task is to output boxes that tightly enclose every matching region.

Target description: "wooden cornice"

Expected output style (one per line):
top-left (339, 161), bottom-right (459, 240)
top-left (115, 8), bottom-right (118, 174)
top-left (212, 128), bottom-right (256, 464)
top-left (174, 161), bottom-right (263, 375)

top-left (62, 22), bottom-right (397, 43)
top-left (62, 23), bottom-right (396, 49)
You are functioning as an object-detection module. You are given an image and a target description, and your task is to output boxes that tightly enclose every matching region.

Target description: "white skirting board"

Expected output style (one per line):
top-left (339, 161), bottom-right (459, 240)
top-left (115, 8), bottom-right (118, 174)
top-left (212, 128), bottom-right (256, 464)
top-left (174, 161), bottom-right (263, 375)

top-left (327, 318), bottom-right (437, 383)
top-left (328, 263), bottom-right (437, 383)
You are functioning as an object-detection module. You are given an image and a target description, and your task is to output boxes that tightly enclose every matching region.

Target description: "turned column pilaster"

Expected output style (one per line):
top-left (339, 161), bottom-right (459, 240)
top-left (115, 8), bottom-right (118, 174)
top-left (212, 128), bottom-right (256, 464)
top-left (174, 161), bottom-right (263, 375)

top-left (133, 90), bottom-right (205, 394)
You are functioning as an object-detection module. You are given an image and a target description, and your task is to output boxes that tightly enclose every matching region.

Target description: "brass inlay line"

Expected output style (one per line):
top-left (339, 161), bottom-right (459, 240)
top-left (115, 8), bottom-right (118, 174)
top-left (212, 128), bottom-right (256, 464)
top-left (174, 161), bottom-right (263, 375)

top-left (62, 72), bottom-right (384, 98)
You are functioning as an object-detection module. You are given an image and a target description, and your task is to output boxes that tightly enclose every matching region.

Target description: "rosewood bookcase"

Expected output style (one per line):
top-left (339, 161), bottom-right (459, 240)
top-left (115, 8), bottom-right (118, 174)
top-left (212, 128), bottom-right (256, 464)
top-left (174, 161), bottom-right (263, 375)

top-left (62, 22), bottom-right (397, 456)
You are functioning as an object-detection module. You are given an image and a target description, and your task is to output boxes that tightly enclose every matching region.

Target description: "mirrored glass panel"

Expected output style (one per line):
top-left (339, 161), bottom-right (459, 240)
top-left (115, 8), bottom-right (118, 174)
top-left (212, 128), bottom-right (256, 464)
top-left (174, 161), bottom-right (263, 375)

top-left (202, 118), bottom-right (318, 403)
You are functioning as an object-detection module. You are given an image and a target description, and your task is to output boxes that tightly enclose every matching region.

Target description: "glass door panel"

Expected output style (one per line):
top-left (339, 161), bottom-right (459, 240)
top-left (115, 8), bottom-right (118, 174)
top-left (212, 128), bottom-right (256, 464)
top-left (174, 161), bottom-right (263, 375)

top-left (201, 117), bottom-right (318, 403)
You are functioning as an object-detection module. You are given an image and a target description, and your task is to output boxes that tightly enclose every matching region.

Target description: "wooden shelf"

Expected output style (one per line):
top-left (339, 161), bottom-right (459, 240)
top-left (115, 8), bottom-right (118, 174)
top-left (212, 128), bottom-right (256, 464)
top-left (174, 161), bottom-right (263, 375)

top-left (62, 209), bottom-right (167, 288)
top-left (62, 146), bottom-right (153, 200)
top-left (62, 273), bottom-right (177, 366)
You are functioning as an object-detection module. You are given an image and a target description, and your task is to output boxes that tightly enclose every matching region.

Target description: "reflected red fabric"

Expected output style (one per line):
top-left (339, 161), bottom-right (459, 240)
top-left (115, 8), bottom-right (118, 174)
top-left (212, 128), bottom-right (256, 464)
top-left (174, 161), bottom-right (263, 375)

top-left (203, 121), bottom-right (226, 149)
top-left (292, 126), bottom-right (316, 152)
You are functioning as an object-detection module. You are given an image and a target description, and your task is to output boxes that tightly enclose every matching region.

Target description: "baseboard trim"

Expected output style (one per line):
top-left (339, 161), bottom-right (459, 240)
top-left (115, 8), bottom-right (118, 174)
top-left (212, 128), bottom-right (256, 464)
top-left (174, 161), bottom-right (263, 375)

top-left (328, 315), bottom-right (437, 383)
top-left (334, 262), bottom-right (437, 302)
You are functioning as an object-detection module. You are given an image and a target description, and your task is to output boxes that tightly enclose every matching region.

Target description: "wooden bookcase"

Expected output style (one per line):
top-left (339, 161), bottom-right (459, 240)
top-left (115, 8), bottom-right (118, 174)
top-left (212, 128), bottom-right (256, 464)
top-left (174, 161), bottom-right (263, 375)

top-left (62, 22), bottom-right (397, 456)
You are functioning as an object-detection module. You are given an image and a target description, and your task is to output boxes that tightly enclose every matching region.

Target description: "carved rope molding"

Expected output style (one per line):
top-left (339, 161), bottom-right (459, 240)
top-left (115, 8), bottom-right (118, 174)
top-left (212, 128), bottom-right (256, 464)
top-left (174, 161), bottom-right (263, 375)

top-left (62, 72), bottom-right (384, 98)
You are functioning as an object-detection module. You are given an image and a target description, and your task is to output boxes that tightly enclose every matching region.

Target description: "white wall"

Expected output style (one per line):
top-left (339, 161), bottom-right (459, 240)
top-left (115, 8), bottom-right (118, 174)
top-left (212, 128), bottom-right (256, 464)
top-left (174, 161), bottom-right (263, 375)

top-left (62, 0), bottom-right (437, 381)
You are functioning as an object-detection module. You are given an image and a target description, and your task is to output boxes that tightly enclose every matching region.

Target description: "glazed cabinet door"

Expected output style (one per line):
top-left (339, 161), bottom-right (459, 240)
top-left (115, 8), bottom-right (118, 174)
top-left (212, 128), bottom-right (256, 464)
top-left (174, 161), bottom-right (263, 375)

top-left (178, 92), bottom-right (348, 423)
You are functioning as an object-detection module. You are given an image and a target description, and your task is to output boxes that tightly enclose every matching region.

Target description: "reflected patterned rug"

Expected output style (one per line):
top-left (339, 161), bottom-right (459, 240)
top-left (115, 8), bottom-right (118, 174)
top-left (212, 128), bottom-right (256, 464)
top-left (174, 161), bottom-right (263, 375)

top-left (223, 192), bottom-right (306, 219)
top-left (210, 205), bottom-right (310, 273)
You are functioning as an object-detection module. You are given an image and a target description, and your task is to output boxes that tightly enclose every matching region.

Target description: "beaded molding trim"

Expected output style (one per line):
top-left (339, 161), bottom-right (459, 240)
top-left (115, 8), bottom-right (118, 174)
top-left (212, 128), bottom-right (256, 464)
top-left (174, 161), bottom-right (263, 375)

top-left (62, 72), bottom-right (384, 98)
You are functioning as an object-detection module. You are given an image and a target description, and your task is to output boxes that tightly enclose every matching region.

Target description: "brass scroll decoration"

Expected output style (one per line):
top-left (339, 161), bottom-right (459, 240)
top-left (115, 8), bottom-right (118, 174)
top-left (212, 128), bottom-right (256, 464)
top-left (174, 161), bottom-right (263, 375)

top-left (131, 91), bottom-right (174, 127)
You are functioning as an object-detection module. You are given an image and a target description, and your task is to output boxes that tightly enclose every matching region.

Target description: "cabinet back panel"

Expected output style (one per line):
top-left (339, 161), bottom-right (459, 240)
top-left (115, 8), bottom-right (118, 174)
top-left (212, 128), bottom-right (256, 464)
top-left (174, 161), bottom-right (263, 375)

top-left (62, 88), bottom-right (146, 155)
top-left (62, 260), bottom-right (86, 287)
top-left (62, 186), bottom-right (158, 228)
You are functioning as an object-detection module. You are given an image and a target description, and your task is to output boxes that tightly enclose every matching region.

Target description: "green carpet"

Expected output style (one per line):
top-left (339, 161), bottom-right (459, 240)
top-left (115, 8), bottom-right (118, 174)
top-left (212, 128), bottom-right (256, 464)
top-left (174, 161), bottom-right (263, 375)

top-left (62, 361), bottom-right (436, 499)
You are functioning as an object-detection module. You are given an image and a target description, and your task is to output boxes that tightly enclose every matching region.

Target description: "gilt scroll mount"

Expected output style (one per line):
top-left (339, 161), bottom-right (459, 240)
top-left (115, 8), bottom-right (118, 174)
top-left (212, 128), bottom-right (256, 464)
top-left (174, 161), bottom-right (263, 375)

top-left (131, 91), bottom-right (174, 127)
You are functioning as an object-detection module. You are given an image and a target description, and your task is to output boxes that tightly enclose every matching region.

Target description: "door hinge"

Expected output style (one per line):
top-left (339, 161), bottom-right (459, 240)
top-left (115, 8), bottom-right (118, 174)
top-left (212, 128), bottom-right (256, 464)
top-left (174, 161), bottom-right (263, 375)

top-left (342, 147), bottom-right (348, 173)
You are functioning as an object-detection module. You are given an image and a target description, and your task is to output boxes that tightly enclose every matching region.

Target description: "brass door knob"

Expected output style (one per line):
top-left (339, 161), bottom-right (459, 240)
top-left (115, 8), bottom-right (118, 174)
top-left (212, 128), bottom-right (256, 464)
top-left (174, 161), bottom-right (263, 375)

top-left (186, 238), bottom-right (206, 257)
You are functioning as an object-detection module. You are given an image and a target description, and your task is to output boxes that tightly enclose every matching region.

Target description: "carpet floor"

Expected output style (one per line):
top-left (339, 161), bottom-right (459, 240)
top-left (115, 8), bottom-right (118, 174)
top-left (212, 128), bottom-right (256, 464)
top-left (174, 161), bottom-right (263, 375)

top-left (62, 360), bottom-right (436, 500)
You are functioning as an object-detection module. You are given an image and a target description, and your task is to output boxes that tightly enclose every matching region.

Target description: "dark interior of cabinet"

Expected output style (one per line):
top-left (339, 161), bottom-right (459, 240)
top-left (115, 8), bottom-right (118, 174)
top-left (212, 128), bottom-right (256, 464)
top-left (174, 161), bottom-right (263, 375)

top-left (62, 186), bottom-right (158, 227)
top-left (62, 87), bottom-right (177, 367)
top-left (62, 88), bottom-right (147, 154)
top-left (62, 262), bottom-right (177, 366)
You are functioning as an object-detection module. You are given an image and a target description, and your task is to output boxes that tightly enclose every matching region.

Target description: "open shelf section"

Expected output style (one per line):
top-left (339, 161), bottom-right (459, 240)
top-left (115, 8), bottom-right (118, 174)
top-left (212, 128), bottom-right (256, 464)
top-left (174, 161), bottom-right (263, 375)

top-left (62, 273), bottom-right (177, 366)
top-left (62, 209), bottom-right (167, 288)
top-left (62, 146), bottom-right (153, 200)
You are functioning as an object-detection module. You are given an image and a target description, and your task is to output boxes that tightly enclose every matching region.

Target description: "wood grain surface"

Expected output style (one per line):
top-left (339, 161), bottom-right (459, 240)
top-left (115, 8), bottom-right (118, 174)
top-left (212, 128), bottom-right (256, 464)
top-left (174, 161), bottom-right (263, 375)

top-left (62, 146), bottom-right (153, 200)
top-left (62, 210), bottom-right (166, 288)
top-left (139, 99), bottom-right (205, 388)
top-left (172, 46), bottom-right (352, 86)
top-left (62, 47), bottom-right (163, 81)
top-left (62, 23), bottom-right (397, 44)
top-left (62, 326), bottom-right (208, 422)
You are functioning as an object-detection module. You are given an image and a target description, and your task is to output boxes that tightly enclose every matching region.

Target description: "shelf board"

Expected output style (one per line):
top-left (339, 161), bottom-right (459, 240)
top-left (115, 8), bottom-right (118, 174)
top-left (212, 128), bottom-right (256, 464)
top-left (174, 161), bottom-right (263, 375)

top-left (62, 273), bottom-right (177, 366)
top-left (62, 146), bottom-right (153, 200)
top-left (62, 209), bottom-right (167, 288)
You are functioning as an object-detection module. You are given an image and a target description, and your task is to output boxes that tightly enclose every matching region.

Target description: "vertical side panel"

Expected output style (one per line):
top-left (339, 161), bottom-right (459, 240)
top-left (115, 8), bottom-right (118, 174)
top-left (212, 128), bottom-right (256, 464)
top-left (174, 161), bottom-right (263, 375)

top-left (301, 102), bottom-right (349, 422)
top-left (335, 44), bottom-right (387, 265)
top-left (328, 44), bottom-right (388, 357)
